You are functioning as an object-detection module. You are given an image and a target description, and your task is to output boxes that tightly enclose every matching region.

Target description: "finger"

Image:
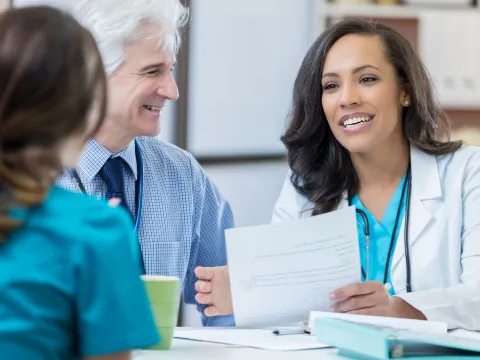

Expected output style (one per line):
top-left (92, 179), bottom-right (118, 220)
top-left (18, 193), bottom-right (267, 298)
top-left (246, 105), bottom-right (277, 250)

top-left (194, 280), bottom-right (212, 293)
top-left (346, 307), bottom-right (377, 316)
top-left (108, 198), bottom-right (121, 207)
top-left (195, 292), bottom-right (213, 305)
top-left (346, 306), bottom-right (389, 317)
top-left (332, 293), bottom-right (381, 313)
top-left (194, 266), bottom-right (216, 281)
top-left (204, 305), bottom-right (220, 317)
top-left (329, 281), bottom-right (383, 300)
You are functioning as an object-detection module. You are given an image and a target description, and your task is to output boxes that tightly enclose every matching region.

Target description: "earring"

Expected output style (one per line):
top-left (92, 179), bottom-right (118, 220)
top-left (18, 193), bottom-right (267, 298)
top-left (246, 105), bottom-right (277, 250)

top-left (403, 100), bottom-right (410, 106)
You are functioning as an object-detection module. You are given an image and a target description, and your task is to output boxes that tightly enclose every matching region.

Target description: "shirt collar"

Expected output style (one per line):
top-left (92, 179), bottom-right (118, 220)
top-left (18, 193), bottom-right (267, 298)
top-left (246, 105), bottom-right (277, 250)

top-left (77, 139), bottom-right (138, 183)
top-left (117, 140), bottom-right (138, 180)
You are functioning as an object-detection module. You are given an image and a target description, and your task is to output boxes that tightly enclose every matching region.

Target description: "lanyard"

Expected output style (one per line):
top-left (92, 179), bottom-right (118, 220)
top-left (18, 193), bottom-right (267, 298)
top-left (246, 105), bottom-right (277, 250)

top-left (69, 139), bottom-right (144, 236)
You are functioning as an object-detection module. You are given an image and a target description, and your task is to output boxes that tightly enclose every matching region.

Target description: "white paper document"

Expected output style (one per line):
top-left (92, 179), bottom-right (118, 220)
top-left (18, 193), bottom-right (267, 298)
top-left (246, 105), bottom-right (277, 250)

top-left (308, 311), bottom-right (448, 335)
top-left (225, 206), bottom-right (361, 328)
top-left (174, 327), bottom-right (328, 351)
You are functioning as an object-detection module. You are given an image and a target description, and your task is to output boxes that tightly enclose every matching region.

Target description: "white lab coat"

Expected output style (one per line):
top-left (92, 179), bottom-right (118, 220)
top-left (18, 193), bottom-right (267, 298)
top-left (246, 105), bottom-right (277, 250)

top-left (272, 145), bottom-right (480, 330)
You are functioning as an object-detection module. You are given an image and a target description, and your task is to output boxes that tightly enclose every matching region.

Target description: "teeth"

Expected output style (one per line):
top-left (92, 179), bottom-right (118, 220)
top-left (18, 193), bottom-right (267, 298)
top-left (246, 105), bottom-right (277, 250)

top-left (343, 116), bottom-right (372, 127)
top-left (143, 105), bottom-right (162, 111)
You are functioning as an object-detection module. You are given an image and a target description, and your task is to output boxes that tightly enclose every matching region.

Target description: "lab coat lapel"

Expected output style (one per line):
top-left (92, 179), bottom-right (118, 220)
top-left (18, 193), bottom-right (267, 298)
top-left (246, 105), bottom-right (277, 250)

top-left (391, 146), bottom-right (442, 272)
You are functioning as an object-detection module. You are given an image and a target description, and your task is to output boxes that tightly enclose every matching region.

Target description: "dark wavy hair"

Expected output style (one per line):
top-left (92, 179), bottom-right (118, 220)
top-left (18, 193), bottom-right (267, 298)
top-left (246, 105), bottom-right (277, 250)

top-left (0, 6), bottom-right (108, 239)
top-left (281, 19), bottom-right (462, 216)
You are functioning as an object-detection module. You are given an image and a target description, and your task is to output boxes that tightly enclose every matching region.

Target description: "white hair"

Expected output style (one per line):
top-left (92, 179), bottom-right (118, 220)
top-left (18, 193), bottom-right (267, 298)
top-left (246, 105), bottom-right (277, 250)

top-left (67, 0), bottom-right (189, 75)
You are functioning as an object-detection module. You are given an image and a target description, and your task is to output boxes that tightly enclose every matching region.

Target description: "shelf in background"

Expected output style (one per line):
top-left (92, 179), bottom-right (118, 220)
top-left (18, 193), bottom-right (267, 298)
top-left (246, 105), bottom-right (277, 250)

top-left (197, 153), bottom-right (286, 165)
top-left (323, 3), bottom-right (477, 19)
top-left (443, 105), bottom-right (480, 112)
top-left (445, 108), bottom-right (480, 129)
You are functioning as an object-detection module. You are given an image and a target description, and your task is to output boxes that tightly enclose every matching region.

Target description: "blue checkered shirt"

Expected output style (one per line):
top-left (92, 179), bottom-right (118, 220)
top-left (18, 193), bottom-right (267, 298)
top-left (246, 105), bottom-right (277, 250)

top-left (57, 137), bottom-right (235, 327)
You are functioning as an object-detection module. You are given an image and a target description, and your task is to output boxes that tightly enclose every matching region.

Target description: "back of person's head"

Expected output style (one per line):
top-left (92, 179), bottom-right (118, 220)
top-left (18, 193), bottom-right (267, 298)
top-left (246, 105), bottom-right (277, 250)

top-left (68, 0), bottom-right (189, 75)
top-left (0, 6), bottom-right (107, 239)
top-left (282, 19), bottom-right (461, 214)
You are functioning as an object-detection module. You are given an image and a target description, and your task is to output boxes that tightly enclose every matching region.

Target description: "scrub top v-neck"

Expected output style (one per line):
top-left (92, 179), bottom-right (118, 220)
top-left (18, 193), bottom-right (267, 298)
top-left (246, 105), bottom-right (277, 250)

top-left (351, 175), bottom-right (407, 295)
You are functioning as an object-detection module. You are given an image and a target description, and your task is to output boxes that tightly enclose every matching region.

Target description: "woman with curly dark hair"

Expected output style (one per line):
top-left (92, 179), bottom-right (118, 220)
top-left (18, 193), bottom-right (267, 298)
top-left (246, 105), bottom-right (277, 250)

top-left (196, 19), bottom-right (480, 332)
top-left (272, 19), bottom-right (480, 330)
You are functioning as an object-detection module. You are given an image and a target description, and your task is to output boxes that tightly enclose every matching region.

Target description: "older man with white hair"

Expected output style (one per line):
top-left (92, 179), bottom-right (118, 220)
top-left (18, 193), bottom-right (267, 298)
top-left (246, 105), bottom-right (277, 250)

top-left (50, 0), bottom-right (235, 327)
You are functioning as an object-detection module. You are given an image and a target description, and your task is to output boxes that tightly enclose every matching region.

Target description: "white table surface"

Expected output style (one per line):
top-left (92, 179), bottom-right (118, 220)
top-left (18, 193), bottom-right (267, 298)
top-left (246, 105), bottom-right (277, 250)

top-left (135, 339), bottom-right (348, 360)
top-left (133, 329), bottom-right (480, 359)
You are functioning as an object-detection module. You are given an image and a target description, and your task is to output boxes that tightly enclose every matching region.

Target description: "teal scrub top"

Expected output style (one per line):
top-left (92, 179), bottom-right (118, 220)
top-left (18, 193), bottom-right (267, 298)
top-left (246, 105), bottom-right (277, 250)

top-left (0, 185), bottom-right (159, 359)
top-left (351, 176), bottom-right (407, 296)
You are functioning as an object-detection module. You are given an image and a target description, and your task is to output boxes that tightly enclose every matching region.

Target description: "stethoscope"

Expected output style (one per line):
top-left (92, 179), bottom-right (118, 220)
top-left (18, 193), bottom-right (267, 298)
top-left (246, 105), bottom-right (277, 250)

top-left (351, 166), bottom-right (412, 293)
top-left (69, 139), bottom-right (145, 271)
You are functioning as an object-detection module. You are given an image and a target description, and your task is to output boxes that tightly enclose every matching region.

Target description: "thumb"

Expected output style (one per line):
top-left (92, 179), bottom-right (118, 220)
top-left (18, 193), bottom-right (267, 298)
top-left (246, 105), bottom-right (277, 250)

top-left (204, 305), bottom-right (220, 317)
top-left (108, 198), bottom-right (121, 207)
top-left (195, 266), bottom-right (216, 281)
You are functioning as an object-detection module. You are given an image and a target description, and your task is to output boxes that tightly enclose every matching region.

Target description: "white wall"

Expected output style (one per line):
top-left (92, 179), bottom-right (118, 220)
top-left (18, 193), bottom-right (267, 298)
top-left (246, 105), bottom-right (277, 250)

top-left (204, 161), bottom-right (288, 227)
top-left (157, 91), bottom-right (177, 144)
top-left (13, 0), bottom-right (70, 10)
top-left (186, 0), bottom-right (317, 158)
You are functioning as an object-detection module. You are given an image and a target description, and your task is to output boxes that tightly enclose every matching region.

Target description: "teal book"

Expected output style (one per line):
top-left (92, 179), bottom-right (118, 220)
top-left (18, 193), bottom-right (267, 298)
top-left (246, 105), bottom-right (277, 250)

top-left (315, 317), bottom-right (480, 360)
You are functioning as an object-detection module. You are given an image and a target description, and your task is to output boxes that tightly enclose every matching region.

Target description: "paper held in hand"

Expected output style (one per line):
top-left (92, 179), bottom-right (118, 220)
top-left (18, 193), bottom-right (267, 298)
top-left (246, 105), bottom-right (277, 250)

top-left (225, 205), bottom-right (361, 328)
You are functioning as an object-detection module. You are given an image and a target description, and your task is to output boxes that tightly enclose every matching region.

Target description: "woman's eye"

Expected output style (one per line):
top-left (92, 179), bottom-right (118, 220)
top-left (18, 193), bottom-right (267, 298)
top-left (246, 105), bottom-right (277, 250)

top-left (323, 83), bottom-right (338, 91)
top-left (360, 76), bottom-right (377, 84)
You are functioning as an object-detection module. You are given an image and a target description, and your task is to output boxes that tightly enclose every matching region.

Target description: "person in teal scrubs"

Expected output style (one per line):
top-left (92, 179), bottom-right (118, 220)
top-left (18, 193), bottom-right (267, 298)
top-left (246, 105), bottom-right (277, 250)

top-left (0, 6), bottom-right (159, 360)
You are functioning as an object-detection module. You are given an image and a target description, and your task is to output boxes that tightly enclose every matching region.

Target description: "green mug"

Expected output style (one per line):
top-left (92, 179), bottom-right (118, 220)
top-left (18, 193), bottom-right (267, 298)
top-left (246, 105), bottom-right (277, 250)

top-left (141, 275), bottom-right (180, 350)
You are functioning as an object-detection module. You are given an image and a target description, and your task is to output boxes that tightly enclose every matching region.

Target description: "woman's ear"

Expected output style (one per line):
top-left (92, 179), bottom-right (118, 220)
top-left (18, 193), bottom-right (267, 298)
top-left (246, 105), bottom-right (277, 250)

top-left (399, 83), bottom-right (411, 107)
